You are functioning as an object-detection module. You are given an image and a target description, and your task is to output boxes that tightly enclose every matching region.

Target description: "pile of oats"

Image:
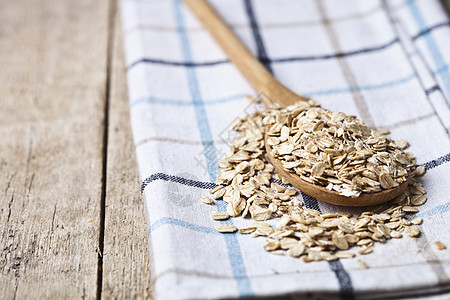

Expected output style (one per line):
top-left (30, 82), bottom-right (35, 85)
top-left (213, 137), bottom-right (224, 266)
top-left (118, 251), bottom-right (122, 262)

top-left (201, 101), bottom-right (427, 262)
top-left (266, 106), bottom-right (416, 197)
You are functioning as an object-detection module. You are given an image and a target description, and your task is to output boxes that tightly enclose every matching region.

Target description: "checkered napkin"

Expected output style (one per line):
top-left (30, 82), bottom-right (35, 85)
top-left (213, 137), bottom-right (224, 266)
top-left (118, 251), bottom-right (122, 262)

top-left (120, 0), bottom-right (450, 299)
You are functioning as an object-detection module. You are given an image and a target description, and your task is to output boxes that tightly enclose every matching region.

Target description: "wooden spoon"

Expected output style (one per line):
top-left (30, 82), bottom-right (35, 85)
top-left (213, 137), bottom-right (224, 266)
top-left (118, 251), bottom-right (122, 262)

top-left (184, 0), bottom-right (410, 206)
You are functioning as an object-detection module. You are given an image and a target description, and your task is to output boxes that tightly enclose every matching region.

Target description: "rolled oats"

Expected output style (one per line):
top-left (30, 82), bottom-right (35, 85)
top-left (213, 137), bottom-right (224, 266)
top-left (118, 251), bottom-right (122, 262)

top-left (357, 259), bottom-right (369, 269)
top-left (411, 217), bottom-right (423, 225)
top-left (211, 212), bottom-right (230, 221)
top-left (358, 246), bottom-right (373, 255)
top-left (239, 227), bottom-right (257, 234)
top-left (200, 196), bottom-right (215, 205)
top-left (411, 195), bottom-right (427, 206)
top-left (434, 241), bottom-right (446, 250)
top-left (199, 100), bottom-right (427, 262)
top-left (264, 240), bottom-right (280, 251)
top-left (216, 224), bottom-right (237, 233)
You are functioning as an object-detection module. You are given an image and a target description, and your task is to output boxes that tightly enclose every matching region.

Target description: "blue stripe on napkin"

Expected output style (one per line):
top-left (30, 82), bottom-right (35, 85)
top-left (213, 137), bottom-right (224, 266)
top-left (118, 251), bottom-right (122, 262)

top-left (172, 0), bottom-right (254, 296)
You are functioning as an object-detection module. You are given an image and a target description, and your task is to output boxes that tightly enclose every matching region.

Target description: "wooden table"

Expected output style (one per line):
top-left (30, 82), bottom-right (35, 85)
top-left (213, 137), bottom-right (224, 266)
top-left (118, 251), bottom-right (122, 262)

top-left (0, 0), bottom-right (151, 298)
top-left (2, 0), bottom-right (450, 299)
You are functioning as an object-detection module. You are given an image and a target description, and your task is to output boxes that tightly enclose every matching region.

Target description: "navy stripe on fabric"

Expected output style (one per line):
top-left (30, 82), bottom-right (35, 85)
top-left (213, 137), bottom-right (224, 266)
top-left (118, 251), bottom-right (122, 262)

top-left (126, 38), bottom-right (398, 69)
top-left (140, 153), bottom-right (450, 192)
top-left (301, 191), bottom-right (321, 211)
top-left (411, 21), bottom-right (450, 41)
top-left (274, 38), bottom-right (398, 63)
top-left (126, 22), bottom-right (450, 70)
top-left (425, 85), bottom-right (441, 95)
top-left (140, 173), bottom-right (217, 192)
top-left (243, 0), bottom-right (273, 73)
top-left (328, 261), bottom-right (356, 300)
top-left (127, 58), bottom-right (228, 69)
top-left (423, 152), bottom-right (450, 170)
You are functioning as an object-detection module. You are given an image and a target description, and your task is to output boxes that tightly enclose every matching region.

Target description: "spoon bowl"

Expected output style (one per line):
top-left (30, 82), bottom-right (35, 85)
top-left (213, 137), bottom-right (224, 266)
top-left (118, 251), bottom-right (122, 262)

top-left (185, 0), bottom-right (411, 206)
top-left (265, 135), bottom-right (411, 206)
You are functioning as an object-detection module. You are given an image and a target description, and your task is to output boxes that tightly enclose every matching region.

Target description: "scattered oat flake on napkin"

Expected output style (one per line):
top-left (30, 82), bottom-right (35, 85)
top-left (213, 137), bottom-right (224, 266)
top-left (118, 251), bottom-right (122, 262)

top-left (120, 0), bottom-right (450, 299)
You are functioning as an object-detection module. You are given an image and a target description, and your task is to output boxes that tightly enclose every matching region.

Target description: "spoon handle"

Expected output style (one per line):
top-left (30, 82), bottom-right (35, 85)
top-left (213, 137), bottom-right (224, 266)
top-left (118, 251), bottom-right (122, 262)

top-left (184, 0), bottom-right (309, 107)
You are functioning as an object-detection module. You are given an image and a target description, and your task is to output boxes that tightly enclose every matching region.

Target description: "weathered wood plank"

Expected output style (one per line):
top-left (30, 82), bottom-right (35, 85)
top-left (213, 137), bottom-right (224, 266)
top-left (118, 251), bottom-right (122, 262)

top-left (443, 0), bottom-right (450, 15)
top-left (101, 9), bottom-right (152, 300)
top-left (0, 0), bottom-right (110, 298)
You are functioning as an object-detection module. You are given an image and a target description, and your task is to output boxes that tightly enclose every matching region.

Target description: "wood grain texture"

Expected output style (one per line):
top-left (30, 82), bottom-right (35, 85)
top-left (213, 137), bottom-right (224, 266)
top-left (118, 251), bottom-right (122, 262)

top-left (101, 9), bottom-right (152, 300)
top-left (0, 0), bottom-right (109, 298)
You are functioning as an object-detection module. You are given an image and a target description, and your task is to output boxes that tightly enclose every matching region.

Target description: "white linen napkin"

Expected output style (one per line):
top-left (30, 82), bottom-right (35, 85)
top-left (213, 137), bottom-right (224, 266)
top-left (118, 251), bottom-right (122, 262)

top-left (120, 0), bottom-right (450, 299)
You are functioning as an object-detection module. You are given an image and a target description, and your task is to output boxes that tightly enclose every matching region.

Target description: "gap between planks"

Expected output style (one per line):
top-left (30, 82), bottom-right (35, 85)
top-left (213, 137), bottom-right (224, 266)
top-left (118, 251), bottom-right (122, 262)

top-left (100, 1), bottom-right (153, 299)
top-left (97, 0), bottom-right (117, 298)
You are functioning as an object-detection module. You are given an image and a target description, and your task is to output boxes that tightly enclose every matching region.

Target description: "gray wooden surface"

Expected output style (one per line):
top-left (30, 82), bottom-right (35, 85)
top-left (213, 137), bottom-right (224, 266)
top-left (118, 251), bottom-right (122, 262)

top-left (0, 0), bottom-right (151, 298)
top-left (2, 0), bottom-right (448, 299)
